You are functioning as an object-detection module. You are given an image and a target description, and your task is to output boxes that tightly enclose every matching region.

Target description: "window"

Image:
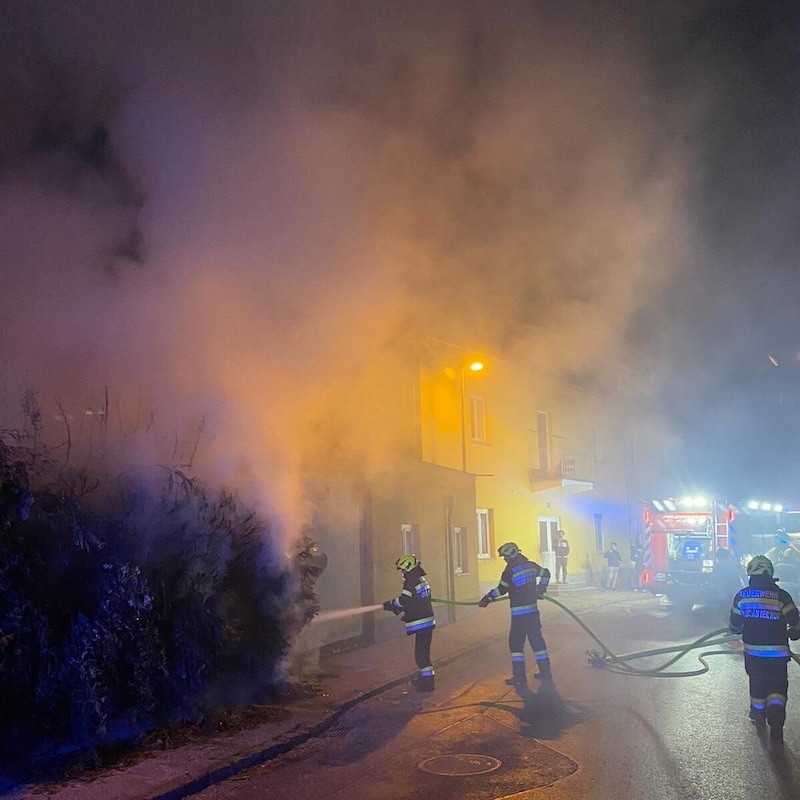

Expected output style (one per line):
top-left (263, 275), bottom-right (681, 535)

top-left (469, 396), bottom-right (487, 442)
top-left (476, 508), bottom-right (494, 557)
top-left (593, 428), bottom-right (604, 462)
top-left (594, 514), bottom-right (604, 552)
top-left (453, 525), bottom-right (468, 574)
top-left (537, 411), bottom-right (549, 471)
top-left (401, 523), bottom-right (420, 556)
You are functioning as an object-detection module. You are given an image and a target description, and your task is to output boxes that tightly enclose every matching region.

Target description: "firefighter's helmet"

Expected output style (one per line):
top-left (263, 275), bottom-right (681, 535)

top-left (498, 542), bottom-right (520, 559)
top-left (395, 553), bottom-right (419, 572)
top-left (747, 555), bottom-right (774, 577)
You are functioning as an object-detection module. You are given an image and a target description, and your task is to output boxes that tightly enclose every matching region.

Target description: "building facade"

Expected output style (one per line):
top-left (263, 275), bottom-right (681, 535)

top-left (297, 337), bottom-right (684, 661)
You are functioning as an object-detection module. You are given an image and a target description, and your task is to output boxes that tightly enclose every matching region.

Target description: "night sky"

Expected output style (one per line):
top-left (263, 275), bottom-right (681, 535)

top-left (1, 1), bottom-right (799, 516)
top-left (629, 3), bottom-right (800, 498)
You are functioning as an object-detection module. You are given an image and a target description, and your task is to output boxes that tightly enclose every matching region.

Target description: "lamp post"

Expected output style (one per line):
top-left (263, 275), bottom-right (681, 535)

top-left (460, 360), bottom-right (484, 472)
top-left (444, 356), bottom-right (484, 623)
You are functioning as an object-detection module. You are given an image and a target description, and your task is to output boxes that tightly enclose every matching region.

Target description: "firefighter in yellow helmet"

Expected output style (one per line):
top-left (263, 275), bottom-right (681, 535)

top-left (479, 541), bottom-right (552, 687)
top-left (729, 555), bottom-right (800, 747)
top-left (382, 554), bottom-right (435, 692)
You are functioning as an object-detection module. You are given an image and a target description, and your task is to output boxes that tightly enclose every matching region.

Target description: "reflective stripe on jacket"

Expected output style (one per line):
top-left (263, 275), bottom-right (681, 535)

top-left (488, 554), bottom-right (550, 616)
top-left (391, 565), bottom-right (436, 635)
top-left (730, 575), bottom-right (800, 659)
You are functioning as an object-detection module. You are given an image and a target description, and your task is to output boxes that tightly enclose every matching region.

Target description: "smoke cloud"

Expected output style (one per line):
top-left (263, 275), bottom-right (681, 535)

top-left (0, 1), bottom-right (697, 536)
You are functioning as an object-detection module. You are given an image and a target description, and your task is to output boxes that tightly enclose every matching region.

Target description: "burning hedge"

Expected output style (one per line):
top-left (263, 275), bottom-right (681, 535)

top-left (0, 425), bottom-right (315, 773)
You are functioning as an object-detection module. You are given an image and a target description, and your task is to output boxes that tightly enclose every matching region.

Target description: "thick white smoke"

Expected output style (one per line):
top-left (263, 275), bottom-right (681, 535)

top-left (0, 1), bottom-right (691, 538)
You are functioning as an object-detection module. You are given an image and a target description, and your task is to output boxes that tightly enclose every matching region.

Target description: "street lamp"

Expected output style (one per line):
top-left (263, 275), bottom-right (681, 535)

top-left (460, 360), bottom-right (484, 472)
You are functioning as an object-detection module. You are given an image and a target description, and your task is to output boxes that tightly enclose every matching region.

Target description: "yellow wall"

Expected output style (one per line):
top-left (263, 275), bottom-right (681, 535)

top-left (301, 337), bottom-right (684, 655)
top-left (415, 339), bottom-right (683, 591)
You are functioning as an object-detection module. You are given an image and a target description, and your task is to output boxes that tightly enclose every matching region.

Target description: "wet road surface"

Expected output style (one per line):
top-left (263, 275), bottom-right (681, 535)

top-left (192, 593), bottom-right (800, 799)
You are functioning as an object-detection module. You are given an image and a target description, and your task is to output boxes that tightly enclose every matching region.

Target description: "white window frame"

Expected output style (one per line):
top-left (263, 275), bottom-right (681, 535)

top-left (453, 525), bottom-right (468, 574)
top-left (469, 396), bottom-right (487, 442)
top-left (538, 516), bottom-right (559, 576)
top-left (476, 508), bottom-right (493, 558)
top-left (401, 523), bottom-right (420, 556)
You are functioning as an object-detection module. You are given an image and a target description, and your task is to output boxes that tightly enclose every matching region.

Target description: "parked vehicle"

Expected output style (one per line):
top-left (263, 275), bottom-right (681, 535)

top-left (641, 496), bottom-right (791, 609)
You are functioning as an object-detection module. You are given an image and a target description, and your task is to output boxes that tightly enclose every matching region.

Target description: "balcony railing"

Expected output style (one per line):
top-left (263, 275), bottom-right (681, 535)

top-left (529, 448), bottom-right (591, 484)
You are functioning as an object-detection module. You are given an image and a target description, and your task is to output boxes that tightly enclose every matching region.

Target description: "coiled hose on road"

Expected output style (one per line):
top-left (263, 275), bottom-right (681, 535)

top-left (431, 594), bottom-right (755, 678)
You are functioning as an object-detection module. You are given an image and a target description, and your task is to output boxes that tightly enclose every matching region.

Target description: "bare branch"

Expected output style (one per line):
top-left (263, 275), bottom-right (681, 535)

top-left (56, 399), bottom-right (72, 466)
top-left (181, 416), bottom-right (206, 470)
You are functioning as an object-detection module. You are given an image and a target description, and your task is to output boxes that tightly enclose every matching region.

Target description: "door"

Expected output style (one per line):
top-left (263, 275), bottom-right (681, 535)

top-left (538, 517), bottom-right (559, 575)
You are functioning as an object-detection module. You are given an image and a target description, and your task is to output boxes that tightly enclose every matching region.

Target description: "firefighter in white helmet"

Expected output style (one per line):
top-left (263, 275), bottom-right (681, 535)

top-left (729, 555), bottom-right (800, 747)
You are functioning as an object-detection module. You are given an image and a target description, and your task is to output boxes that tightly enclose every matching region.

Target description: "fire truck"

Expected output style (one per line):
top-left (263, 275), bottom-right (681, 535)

top-left (641, 496), bottom-right (791, 608)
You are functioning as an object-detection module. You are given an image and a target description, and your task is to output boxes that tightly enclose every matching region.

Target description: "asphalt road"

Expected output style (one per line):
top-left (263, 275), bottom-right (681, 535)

top-left (190, 593), bottom-right (800, 800)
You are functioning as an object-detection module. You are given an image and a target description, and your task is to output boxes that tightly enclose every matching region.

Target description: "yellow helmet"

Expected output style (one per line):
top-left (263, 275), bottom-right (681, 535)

top-left (395, 553), bottom-right (419, 572)
top-left (498, 542), bottom-right (520, 559)
top-left (747, 555), bottom-right (774, 577)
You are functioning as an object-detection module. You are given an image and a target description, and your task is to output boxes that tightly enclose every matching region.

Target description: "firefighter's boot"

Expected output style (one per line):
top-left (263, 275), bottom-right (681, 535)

top-left (748, 707), bottom-right (766, 728)
top-left (766, 703), bottom-right (786, 746)
top-left (415, 675), bottom-right (435, 692)
top-left (533, 655), bottom-right (553, 681)
top-left (505, 658), bottom-right (527, 687)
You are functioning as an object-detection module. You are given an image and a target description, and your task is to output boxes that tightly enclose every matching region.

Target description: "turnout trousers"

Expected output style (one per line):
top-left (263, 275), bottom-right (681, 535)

top-left (413, 627), bottom-right (435, 690)
top-left (745, 653), bottom-right (789, 731)
top-left (508, 611), bottom-right (551, 682)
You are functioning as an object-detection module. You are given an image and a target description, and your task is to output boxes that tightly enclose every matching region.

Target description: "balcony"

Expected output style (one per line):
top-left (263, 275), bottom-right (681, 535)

top-left (529, 448), bottom-right (594, 495)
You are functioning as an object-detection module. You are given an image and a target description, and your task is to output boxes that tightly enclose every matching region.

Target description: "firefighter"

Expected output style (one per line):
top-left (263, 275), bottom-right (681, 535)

top-left (382, 554), bottom-right (435, 692)
top-left (479, 541), bottom-right (552, 686)
top-left (729, 555), bottom-right (800, 747)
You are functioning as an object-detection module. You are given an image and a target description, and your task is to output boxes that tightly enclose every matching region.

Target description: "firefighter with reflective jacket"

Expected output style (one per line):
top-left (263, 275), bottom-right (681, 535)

top-left (383, 554), bottom-right (436, 692)
top-left (479, 541), bottom-right (552, 686)
top-left (729, 555), bottom-right (800, 746)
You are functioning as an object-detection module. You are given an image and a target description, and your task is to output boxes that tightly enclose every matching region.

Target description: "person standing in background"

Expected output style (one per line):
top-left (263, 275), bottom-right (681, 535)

top-left (554, 529), bottom-right (570, 584)
top-left (603, 542), bottom-right (622, 590)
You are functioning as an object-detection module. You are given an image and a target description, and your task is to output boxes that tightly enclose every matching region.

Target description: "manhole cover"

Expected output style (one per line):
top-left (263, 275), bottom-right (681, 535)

top-left (418, 754), bottom-right (502, 776)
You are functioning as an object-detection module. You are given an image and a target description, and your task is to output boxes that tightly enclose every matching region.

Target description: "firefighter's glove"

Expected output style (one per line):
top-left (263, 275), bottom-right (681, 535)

top-left (536, 588), bottom-right (548, 599)
top-left (478, 595), bottom-right (492, 608)
top-left (789, 628), bottom-right (800, 641)
top-left (384, 600), bottom-right (403, 616)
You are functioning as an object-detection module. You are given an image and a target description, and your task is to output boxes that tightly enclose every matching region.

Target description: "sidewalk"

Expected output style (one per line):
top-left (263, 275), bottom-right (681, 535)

top-left (9, 582), bottom-right (602, 800)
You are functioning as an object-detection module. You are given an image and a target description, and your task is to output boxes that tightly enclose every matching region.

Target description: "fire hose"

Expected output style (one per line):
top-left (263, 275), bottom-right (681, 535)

top-left (430, 594), bottom-right (800, 678)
